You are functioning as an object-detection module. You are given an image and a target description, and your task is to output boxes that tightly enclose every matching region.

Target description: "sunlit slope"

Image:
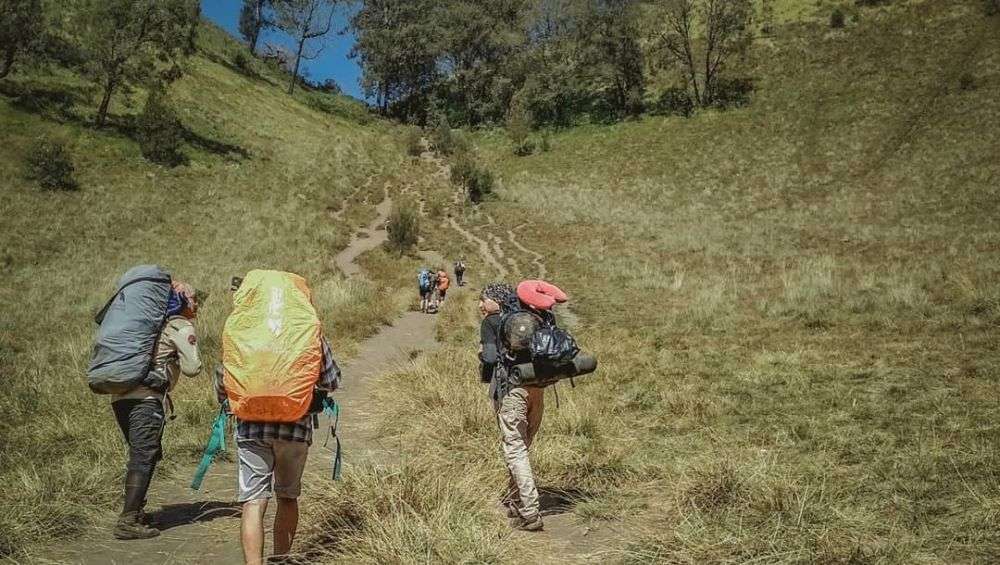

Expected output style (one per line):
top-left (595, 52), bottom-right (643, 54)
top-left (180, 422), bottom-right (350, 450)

top-left (452, 1), bottom-right (1000, 562)
top-left (0, 21), bottom-right (402, 555)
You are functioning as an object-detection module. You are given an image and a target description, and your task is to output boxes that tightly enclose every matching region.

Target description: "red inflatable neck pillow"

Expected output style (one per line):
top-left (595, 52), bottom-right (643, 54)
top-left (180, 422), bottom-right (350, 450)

top-left (517, 280), bottom-right (568, 311)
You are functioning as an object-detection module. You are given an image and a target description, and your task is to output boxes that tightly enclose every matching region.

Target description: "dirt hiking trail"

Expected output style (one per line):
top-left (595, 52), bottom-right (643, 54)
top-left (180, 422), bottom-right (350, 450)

top-left (419, 144), bottom-right (606, 562)
top-left (36, 148), bottom-right (602, 564)
top-left (35, 190), bottom-right (444, 564)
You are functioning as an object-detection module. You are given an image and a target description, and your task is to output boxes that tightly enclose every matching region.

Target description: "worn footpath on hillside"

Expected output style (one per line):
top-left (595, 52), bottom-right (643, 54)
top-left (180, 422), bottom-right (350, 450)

top-left (33, 184), bottom-right (444, 565)
top-left (34, 144), bottom-right (605, 564)
top-left (419, 145), bottom-right (608, 562)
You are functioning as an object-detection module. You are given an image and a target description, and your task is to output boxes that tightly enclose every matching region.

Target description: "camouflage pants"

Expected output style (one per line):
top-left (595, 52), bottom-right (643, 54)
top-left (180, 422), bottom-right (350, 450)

top-left (495, 386), bottom-right (545, 520)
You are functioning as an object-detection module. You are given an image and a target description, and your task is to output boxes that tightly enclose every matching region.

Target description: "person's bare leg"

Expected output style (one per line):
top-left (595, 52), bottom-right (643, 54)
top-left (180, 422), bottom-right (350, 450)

top-left (273, 497), bottom-right (299, 557)
top-left (241, 499), bottom-right (269, 565)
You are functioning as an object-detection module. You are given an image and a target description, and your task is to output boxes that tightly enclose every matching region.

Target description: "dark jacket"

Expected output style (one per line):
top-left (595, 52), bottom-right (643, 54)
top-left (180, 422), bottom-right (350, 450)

top-left (480, 311), bottom-right (536, 401)
top-left (479, 312), bottom-right (503, 383)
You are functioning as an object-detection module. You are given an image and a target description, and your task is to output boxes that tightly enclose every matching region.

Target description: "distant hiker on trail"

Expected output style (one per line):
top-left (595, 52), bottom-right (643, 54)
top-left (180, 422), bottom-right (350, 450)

top-left (436, 268), bottom-right (450, 304)
top-left (418, 267), bottom-right (435, 313)
top-left (478, 282), bottom-right (545, 531)
top-left (454, 259), bottom-right (466, 286)
top-left (87, 266), bottom-right (203, 540)
top-left (217, 271), bottom-right (341, 565)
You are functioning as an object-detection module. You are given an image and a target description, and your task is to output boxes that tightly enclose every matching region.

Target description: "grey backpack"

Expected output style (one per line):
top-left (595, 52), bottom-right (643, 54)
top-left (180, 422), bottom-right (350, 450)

top-left (87, 265), bottom-right (172, 394)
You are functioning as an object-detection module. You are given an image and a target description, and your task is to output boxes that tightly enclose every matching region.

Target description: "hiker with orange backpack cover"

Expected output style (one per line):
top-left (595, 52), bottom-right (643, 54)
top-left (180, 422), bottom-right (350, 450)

top-left (215, 272), bottom-right (341, 565)
top-left (436, 268), bottom-right (450, 304)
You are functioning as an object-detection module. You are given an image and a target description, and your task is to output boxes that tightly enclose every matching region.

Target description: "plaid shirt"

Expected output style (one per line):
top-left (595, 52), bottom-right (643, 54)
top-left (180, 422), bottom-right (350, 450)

top-left (216, 337), bottom-right (341, 444)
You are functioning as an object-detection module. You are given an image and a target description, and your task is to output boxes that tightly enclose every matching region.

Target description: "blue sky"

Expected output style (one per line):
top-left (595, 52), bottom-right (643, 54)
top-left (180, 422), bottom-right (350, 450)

top-left (200, 0), bottom-right (364, 99)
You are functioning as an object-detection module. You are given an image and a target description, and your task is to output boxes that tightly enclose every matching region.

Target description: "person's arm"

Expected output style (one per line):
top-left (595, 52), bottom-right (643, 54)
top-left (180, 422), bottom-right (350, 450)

top-left (479, 315), bottom-right (500, 366)
top-left (172, 320), bottom-right (202, 377)
top-left (317, 336), bottom-right (341, 392)
top-left (214, 366), bottom-right (227, 405)
top-left (479, 316), bottom-right (502, 384)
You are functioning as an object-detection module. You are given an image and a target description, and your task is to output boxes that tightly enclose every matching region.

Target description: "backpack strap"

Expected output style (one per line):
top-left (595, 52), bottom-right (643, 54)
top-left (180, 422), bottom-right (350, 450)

top-left (190, 405), bottom-right (228, 490)
top-left (322, 397), bottom-right (342, 480)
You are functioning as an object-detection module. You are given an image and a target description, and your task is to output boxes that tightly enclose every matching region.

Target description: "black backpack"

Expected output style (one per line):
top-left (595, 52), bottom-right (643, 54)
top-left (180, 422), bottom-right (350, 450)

top-left (500, 307), bottom-right (579, 364)
top-left (529, 325), bottom-right (579, 364)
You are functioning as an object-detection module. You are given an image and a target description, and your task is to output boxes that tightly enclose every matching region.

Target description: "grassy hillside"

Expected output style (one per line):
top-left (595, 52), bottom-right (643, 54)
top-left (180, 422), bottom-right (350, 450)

top-left (2, 0), bottom-right (998, 562)
top-left (0, 21), bottom-right (408, 556)
top-left (298, 1), bottom-right (1000, 563)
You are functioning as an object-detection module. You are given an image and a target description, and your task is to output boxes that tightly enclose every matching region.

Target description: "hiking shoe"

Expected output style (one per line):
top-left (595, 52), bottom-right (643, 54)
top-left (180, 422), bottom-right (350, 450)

top-left (114, 511), bottom-right (160, 540)
top-left (511, 514), bottom-right (544, 532)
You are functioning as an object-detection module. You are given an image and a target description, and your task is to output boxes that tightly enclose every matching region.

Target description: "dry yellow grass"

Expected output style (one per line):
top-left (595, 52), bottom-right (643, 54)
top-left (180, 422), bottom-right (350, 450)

top-left (0, 22), bottom-right (408, 556)
top-left (300, 2), bottom-right (1000, 563)
top-left (3, 1), bottom-right (999, 563)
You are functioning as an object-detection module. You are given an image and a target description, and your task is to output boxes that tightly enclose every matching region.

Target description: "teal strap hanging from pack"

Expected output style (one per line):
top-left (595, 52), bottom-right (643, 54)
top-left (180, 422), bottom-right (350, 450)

top-left (322, 397), bottom-right (342, 480)
top-left (191, 405), bottom-right (228, 490)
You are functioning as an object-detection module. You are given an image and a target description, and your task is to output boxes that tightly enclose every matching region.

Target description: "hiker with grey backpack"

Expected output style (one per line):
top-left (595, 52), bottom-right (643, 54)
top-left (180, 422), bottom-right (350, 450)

top-left (87, 265), bottom-right (204, 540)
top-left (478, 280), bottom-right (597, 531)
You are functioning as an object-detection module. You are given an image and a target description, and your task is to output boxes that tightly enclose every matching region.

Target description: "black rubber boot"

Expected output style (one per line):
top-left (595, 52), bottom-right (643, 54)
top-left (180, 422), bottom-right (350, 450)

top-left (114, 470), bottom-right (159, 540)
top-left (137, 499), bottom-right (148, 525)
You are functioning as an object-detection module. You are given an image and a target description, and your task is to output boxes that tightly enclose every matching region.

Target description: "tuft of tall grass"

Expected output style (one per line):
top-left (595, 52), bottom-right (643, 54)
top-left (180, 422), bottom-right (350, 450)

top-left (300, 462), bottom-right (517, 564)
top-left (385, 200), bottom-right (421, 255)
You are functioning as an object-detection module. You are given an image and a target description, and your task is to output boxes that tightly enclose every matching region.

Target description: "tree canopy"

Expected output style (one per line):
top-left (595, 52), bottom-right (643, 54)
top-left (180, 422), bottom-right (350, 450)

top-left (350, 0), bottom-right (754, 127)
top-left (76, 0), bottom-right (200, 126)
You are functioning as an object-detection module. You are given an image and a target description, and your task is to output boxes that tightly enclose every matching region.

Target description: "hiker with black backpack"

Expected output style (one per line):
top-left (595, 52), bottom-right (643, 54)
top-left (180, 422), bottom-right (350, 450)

top-left (478, 282), bottom-right (546, 531)
top-left (87, 266), bottom-right (204, 540)
top-left (454, 258), bottom-right (466, 286)
top-left (478, 280), bottom-right (598, 532)
top-left (215, 272), bottom-right (341, 565)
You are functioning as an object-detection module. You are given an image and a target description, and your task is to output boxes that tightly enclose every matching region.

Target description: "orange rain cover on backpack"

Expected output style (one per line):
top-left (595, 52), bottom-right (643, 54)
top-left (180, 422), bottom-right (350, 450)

top-left (436, 271), bottom-right (450, 290)
top-left (222, 270), bottom-right (322, 422)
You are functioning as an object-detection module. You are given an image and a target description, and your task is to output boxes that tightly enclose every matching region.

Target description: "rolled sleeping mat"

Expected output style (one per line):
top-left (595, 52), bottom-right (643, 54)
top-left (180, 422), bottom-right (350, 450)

top-left (510, 352), bottom-right (598, 386)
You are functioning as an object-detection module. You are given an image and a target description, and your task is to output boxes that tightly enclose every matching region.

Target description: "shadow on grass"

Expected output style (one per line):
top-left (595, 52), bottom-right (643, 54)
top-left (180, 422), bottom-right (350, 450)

top-left (220, 61), bottom-right (279, 88)
top-left (1, 79), bottom-right (251, 162)
top-left (201, 49), bottom-right (279, 88)
top-left (291, 512), bottom-right (360, 564)
top-left (148, 500), bottom-right (241, 531)
top-left (538, 486), bottom-right (593, 517)
top-left (0, 80), bottom-right (91, 123)
top-left (181, 125), bottom-right (251, 161)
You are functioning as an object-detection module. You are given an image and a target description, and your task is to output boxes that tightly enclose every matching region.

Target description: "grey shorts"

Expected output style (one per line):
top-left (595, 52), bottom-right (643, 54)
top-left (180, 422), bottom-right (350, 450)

top-left (236, 438), bottom-right (309, 502)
